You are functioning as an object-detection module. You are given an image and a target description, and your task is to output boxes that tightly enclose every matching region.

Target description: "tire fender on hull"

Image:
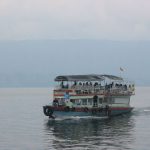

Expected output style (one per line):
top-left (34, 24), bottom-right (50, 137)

top-left (43, 106), bottom-right (54, 116)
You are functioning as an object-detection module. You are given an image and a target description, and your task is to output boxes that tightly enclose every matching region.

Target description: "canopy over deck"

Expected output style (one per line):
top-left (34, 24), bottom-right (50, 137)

top-left (55, 74), bottom-right (123, 82)
top-left (101, 75), bottom-right (123, 81)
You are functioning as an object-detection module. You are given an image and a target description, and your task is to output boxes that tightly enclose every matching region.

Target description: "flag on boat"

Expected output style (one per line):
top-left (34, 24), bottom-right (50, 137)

top-left (120, 67), bottom-right (124, 71)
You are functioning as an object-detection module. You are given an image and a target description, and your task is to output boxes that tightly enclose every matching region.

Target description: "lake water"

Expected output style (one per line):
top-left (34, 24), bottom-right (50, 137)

top-left (0, 87), bottom-right (150, 150)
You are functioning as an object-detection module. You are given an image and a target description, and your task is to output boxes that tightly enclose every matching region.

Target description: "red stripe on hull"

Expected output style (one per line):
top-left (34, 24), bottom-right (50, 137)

top-left (111, 107), bottom-right (133, 111)
top-left (49, 106), bottom-right (133, 112)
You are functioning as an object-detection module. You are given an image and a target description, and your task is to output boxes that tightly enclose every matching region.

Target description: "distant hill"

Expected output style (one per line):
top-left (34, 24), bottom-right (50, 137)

top-left (0, 40), bottom-right (150, 87)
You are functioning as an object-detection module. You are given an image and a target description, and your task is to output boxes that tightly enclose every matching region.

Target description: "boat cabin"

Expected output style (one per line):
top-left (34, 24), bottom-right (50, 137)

top-left (52, 74), bottom-right (135, 108)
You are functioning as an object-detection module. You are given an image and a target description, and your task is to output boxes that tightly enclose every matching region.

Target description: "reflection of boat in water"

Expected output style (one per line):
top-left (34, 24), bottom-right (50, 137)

top-left (44, 115), bottom-right (135, 150)
top-left (43, 74), bottom-right (135, 119)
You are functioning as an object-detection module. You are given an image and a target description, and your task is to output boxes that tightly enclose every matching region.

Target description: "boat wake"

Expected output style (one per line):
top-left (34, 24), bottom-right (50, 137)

top-left (132, 107), bottom-right (150, 117)
top-left (49, 116), bottom-right (108, 121)
top-left (143, 107), bottom-right (150, 112)
top-left (144, 109), bottom-right (150, 112)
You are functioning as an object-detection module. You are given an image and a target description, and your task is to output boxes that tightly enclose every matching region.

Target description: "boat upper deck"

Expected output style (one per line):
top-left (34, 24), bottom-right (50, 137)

top-left (54, 74), bottom-right (135, 97)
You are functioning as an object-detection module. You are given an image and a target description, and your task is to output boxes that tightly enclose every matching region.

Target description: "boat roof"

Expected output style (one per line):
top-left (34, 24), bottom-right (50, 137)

top-left (55, 74), bottom-right (123, 81)
top-left (102, 75), bottom-right (123, 81)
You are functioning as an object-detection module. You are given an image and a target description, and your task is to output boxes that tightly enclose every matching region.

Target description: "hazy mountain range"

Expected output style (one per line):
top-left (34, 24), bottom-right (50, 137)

top-left (0, 40), bottom-right (150, 87)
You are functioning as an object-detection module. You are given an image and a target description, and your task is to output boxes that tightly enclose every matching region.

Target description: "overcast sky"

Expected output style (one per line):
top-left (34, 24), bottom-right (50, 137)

top-left (0, 1), bottom-right (150, 87)
top-left (1, 0), bottom-right (150, 40)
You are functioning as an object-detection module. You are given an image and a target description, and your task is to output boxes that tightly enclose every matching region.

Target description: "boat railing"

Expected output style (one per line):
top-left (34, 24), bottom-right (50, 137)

top-left (54, 85), bottom-right (135, 96)
top-left (108, 88), bottom-right (135, 96)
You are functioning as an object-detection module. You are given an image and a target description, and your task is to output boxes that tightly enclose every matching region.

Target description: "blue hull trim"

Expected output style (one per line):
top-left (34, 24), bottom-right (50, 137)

top-left (52, 107), bottom-right (133, 118)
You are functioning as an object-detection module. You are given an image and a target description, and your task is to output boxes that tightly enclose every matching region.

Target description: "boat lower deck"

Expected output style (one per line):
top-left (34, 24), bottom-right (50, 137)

top-left (43, 105), bottom-right (133, 119)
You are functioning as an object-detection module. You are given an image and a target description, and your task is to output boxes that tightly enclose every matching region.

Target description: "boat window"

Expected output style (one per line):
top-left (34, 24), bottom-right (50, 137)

top-left (88, 98), bottom-right (93, 105)
top-left (114, 97), bottom-right (130, 104)
top-left (109, 98), bottom-right (115, 104)
top-left (57, 98), bottom-right (65, 105)
top-left (112, 98), bottom-right (115, 104)
top-left (99, 98), bottom-right (103, 104)
top-left (108, 98), bottom-right (115, 104)
top-left (82, 99), bottom-right (87, 105)
top-left (75, 99), bottom-right (81, 105)
top-left (103, 98), bottom-right (108, 103)
top-left (70, 99), bottom-right (75, 104)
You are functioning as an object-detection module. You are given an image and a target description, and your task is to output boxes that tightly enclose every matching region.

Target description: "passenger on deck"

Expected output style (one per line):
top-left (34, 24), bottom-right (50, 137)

top-left (132, 84), bottom-right (135, 91)
top-left (94, 82), bottom-right (98, 86)
top-left (73, 81), bottom-right (77, 86)
top-left (110, 82), bottom-right (114, 88)
top-left (64, 91), bottom-right (70, 101)
top-left (86, 82), bottom-right (89, 86)
top-left (72, 81), bottom-right (77, 88)
top-left (93, 95), bottom-right (98, 107)
top-left (79, 82), bottom-right (82, 85)
top-left (60, 81), bottom-right (64, 88)
top-left (115, 83), bottom-right (118, 88)
top-left (124, 84), bottom-right (127, 90)
top-left (129, 85), bottom-right (131, 89)
top-left (65, 99), bottom-right (74, 108)
top-left (65, 83), bottom-right (69, 89)
top-left (53, 99), bottom-right (59, 106)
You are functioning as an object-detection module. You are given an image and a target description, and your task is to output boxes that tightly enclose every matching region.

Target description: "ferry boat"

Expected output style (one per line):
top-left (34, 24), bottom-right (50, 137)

top-left (43, 74), bottom-right (135, 119)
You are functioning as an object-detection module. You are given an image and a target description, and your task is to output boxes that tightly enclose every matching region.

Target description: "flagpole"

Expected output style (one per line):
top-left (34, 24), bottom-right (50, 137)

top-left (120, 70), bottom-right (122, 78)
top-left (119, 67), bottom-right (124, 78)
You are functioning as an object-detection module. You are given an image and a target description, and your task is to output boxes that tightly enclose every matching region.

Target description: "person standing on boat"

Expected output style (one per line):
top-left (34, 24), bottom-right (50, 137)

top-left (64, 91), bottom-right (70, 102)
top-left (60, 81), bottom-right (64, 88)
top-left (93, 95), bottom-right (98, 107)
top-left (64, 91), bottom-right (73, 108)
